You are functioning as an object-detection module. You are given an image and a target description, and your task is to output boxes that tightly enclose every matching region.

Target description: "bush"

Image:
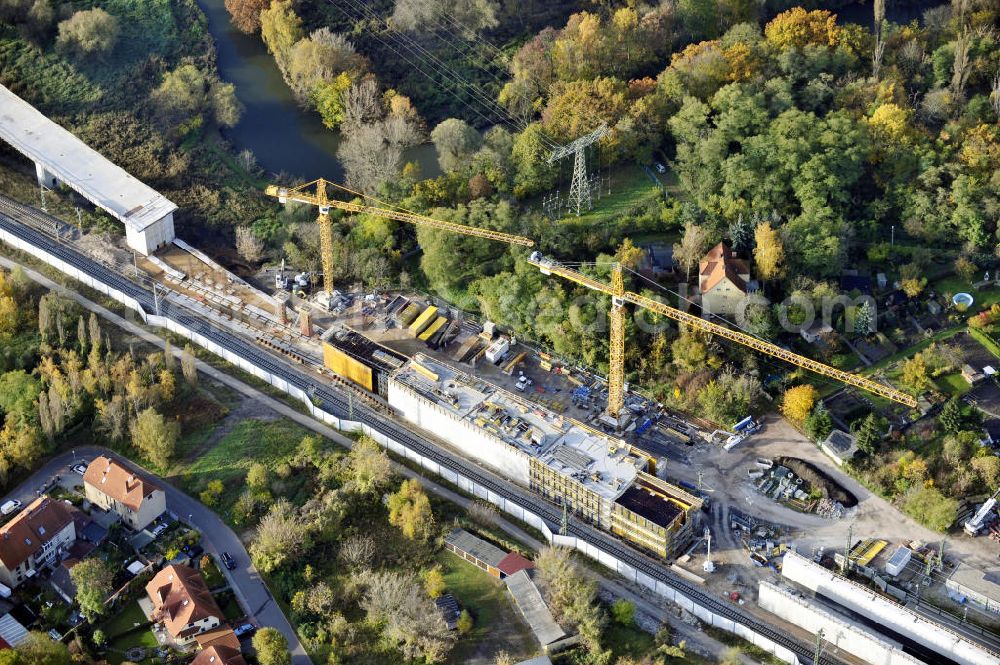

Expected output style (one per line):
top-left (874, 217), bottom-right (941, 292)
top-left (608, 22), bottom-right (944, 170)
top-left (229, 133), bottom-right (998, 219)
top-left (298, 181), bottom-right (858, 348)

top-left (611, 599), bottom-right (635, 626)
top-left (56, 8), bottom-right (119, 58)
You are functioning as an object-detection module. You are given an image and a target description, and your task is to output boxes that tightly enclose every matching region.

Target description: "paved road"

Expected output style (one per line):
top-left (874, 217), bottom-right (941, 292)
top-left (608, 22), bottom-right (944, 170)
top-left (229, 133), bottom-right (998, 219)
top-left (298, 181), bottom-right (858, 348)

top-left (0, 257), bottom-right (312, 665)
top-left (0, 255), bottom-right (755, 664)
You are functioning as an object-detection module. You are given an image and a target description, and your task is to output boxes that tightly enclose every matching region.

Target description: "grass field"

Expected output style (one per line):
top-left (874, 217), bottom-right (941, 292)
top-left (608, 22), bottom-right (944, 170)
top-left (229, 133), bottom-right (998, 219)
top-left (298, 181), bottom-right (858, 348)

top-left (936, 372), bottom-right (972, 395)
top-left (178, 418), bottom-right (316, 516)
top-left (437, 550), bottom-right (536, 664)
top-left (560, 164), bottom-right (664, 229)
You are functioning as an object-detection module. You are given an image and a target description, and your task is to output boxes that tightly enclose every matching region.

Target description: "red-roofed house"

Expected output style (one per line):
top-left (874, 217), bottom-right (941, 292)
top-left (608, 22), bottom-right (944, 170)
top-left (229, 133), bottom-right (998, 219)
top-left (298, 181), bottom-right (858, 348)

top-left (192, 645), bottom-right (247, 665)
top-left (84, 456), bottom-right (166, 531)
top-left (698, 242), bottom-right (753, 318)
top-left (145, 565), bottom-right (222, 643)
top-left (0, 497), bottom-right (76, 588)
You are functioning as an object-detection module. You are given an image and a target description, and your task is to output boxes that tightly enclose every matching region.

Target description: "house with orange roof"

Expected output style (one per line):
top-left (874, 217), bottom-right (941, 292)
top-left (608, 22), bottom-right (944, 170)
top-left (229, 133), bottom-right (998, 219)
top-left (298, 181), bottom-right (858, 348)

top-left (193, 628), bottom-right (247, 665)
top-left (0, 497), bottom-right (76, 588)
top-left (83, 456), bottom-right (166, 531)
top-left (145, 565), bottom-right (222, 643)
top-left (698, 242), bottom-right (754, 318)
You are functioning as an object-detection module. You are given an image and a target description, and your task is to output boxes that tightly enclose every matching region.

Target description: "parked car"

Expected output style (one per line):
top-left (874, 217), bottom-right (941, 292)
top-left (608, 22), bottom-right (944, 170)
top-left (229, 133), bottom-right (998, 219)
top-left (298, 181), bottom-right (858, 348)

top-left (221, 552), bottom-right (237, 570)
top-left (150, 523), bottom-right (169, 537)
top-left (1, 500), bottom-right (21, 516)
top-left (71, 464), bottom-right (87, 476)
top-left (233, 623), bottom-right (255, 638)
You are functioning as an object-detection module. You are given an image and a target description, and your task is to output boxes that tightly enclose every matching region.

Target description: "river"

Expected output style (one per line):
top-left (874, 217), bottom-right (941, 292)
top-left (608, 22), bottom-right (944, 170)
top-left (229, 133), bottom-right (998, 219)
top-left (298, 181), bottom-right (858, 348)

top-left (196, 0), bottom-right (438, 181)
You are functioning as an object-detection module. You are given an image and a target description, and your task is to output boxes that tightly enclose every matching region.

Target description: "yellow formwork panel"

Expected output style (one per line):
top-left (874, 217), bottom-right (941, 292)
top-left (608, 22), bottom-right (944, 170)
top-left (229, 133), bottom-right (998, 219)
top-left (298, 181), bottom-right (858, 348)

top-left (322, 343), bottom-right (373, 391)
top-left (419, 316), bottom-right (447, 341)
top-left (409, 305), bottom-right (439, 334)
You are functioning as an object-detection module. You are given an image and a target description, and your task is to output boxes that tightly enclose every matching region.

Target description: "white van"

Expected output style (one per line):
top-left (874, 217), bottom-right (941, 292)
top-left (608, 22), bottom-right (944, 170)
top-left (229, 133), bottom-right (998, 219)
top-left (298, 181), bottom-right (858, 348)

top-left (1, 499), bottom-right (22, 515)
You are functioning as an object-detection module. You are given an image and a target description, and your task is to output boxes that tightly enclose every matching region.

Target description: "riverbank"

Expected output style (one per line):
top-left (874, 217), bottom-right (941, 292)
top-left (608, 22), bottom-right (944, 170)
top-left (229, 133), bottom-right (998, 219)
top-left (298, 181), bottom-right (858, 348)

top-left (195, 0), bottom-right (439, 181)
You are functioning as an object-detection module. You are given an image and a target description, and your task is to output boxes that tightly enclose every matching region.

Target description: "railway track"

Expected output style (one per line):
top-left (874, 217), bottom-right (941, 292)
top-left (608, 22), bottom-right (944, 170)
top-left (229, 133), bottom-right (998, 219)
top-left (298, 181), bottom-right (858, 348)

top-left (0, 201), bottom-right (843, 665)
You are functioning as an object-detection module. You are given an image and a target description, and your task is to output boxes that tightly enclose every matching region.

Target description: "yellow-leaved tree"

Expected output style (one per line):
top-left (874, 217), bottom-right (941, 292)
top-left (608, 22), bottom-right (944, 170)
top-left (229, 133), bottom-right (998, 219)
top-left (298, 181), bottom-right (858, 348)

top-left (753, 222), bottom-right (785, 282)
top-left (782, 384), bottom-right (819, 424)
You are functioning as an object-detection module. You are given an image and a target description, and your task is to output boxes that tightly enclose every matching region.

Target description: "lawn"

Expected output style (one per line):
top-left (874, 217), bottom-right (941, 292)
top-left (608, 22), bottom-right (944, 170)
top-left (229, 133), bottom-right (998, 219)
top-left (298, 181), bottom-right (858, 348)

top-left (936, 372), bottom-right (972, 396)
top-left (561, 164), bottom-right (664, 230)
top-left (180, 418), bottom-right (314, 494)
top-left (933, 277), bottom-right (1000, 313)
top-left (437, 551), bottom-right (536, 665)
top-left (101, 600), bottom-right (157, 665)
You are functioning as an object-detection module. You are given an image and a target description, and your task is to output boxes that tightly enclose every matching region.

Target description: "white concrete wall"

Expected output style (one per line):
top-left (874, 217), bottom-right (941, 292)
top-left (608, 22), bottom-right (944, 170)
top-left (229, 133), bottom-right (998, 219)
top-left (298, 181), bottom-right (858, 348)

top-left (126, 213), bottom-right (175, 256)
top-left (0, 225), bottom-right (806, 665)
top-left (758, 581), bottom-right (923, 665)
top-left (387, 380), bottom-right (531, 486)
top-left (782, 551), bottom-right (999, 665)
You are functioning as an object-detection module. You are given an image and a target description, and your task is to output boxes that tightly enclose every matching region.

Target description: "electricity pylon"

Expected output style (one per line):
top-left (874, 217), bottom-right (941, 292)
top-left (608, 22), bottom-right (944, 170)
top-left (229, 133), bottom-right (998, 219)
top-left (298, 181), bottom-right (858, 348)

top-left (548, 124), bottom-right (609, 217)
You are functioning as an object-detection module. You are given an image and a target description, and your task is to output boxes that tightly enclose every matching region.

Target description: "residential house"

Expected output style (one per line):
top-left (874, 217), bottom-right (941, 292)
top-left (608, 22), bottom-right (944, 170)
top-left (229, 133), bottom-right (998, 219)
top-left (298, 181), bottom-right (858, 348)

top-left (698, 242), bottom-right (754, 318)
top-left (83, 456), bottom-right (166, 531)
top-left (193, 628), bottom-right (246, 665)
top-left (191, 646), bottom-right (247, 665)
top-left (0, 497), bottom-right (76, 588)
top-left (145, 565), bottom-right (222, 643)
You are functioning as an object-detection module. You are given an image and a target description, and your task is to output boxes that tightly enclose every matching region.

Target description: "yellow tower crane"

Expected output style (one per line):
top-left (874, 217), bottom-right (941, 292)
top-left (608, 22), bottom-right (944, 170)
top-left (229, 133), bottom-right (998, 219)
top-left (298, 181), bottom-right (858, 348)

top-left (265, 179), bottom-right (534, 295)
top-left (526, 252), bottom-right (918, 415)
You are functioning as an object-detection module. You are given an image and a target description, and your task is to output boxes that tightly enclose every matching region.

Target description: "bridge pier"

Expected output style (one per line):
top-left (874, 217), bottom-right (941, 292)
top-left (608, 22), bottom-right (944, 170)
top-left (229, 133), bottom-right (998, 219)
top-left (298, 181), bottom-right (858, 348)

top-left (34, 162), bottom-right (60, 189)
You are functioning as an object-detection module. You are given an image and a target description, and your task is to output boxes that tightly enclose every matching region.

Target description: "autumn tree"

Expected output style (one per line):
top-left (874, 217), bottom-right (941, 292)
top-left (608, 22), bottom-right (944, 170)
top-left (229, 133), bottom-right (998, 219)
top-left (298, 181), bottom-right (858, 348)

top-left (129, 408), bottom-right (179, 467)
top-left (431, 118), bottom-right (482, 173)
top-left (753, 222), bottom-right (784, 282)
top-left (345, 436), bottom-right (392, 494)
top-left (424, 566), bottom-right (446, 599)
top-left (338, 116), bottom-right (422, 194)
top-left (70, 558), bottom-right (113, 621)
top-left (387, 479), bottom-right (435, 542)
top-left (782, 385), bottom-right (818, 425)
top-left (260, 0), bottom-right (302, 72)
top-left (361, 570), bottom-right (456, 661)
top-left (250, 499), bottom-right (308, 573)
top-left (903, 486), bottom-right (957, 532)
top-left (673, 222), bottom-right (710, 280)
top-left (253, 628), bottom-right (291, 665)
top-left (391, 0), bottom-right (498, 37)
top-left (224, 0), bottom-right (269, 34)
top-left (56, 8), bottom-right (118, 58)
top-left (901, 353), bottom-right (931, 394)
top-left (286, 29), bottom-right (364, 104)
top-left (181, 344), bottom-right (197, 387)
top-left (764, 8), bottom-right (840, 51)
top-left (151, 65), bottom-right (242, 133)
top-left (235, 226), bottom-right (265, 263)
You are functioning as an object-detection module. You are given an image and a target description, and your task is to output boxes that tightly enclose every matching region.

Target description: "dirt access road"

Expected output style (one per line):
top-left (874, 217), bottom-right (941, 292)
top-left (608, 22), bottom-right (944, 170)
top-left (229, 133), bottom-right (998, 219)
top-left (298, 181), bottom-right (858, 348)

top-left (671, 414), bottom-right (999, 584)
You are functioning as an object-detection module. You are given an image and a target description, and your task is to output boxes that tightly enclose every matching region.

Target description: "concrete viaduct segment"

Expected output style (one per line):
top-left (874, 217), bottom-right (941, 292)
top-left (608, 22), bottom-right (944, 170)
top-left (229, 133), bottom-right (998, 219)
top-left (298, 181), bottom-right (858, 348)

top-left (0, 85), bottom-right (176, 256)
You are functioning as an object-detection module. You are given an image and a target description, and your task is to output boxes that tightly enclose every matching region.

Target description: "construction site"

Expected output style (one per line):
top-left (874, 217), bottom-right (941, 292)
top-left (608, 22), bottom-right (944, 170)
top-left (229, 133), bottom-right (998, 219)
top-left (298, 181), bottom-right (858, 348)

top-left (6, 83), bottom-right (1000, 665)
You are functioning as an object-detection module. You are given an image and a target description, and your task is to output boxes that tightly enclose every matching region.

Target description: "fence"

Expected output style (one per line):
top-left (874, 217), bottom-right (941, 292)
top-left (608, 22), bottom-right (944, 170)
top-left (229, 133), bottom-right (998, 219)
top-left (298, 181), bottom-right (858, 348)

top-left (0, 220), bottom-right (803, 664)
